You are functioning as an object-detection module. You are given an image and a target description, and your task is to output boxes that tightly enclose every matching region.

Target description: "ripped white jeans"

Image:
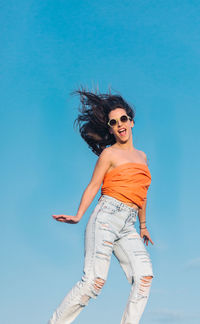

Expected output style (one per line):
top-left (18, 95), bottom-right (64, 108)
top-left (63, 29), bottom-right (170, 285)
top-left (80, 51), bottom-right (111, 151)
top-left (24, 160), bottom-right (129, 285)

top-left (48, 194), bottom-right (154, 324)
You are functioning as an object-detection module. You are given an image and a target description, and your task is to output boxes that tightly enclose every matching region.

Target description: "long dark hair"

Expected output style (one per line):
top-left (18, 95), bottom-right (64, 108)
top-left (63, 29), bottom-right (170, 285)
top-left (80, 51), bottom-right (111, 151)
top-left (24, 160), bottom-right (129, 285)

top-left (72, 87), bottom-right (136, 156)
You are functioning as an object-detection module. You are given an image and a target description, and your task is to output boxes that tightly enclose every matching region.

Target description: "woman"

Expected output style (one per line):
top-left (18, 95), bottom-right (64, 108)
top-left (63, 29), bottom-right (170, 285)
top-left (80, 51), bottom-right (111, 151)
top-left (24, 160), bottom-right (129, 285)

top-left (48, 89), bottom-right (154, 324)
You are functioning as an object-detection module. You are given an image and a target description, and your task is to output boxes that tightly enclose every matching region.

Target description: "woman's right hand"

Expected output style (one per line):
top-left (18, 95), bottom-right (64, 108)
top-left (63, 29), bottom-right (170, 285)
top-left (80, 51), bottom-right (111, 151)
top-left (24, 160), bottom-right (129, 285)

top-left (52, 214), bottom-right (80, 224)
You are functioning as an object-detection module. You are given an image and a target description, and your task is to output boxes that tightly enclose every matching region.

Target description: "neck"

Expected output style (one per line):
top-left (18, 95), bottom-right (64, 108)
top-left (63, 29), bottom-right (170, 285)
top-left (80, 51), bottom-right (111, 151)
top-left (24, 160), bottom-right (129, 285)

top-left (115, 144), bottom-right (135, 151)
top-left (114, 138), bottom-right (135, 151)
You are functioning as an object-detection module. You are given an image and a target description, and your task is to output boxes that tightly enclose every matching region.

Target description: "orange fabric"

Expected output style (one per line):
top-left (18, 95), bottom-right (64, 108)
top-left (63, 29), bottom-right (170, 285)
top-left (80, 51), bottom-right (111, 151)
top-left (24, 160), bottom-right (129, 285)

top-left (101, 162), bottom-right (151, 208)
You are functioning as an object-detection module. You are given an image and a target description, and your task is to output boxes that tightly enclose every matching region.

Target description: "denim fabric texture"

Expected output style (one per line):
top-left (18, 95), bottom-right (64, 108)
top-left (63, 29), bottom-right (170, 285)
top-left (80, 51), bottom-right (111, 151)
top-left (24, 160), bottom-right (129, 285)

top-left (48, 194), bottom-right (154, 324)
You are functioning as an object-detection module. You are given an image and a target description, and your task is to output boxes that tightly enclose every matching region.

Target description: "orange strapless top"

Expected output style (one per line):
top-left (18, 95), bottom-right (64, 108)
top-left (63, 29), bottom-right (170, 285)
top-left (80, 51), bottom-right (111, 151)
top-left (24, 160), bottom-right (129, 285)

top-left (100, 162), bottom-right (151, 208)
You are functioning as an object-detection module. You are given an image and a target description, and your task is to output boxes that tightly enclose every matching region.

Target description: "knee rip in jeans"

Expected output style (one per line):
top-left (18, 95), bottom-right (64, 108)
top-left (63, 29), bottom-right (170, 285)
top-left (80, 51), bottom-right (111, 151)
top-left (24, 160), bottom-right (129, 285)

top-left (79, 277), bottom-right (105, 306)
top-left (138, 276), bottom-right (153, 298)
top-left (131, 276), bottom-right (153, 302)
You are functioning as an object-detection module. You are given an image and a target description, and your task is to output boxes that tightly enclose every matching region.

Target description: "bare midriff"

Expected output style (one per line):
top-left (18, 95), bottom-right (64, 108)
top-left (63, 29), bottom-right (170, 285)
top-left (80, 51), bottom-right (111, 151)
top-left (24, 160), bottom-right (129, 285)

top-left (123, 201), bottom-right (139, 210)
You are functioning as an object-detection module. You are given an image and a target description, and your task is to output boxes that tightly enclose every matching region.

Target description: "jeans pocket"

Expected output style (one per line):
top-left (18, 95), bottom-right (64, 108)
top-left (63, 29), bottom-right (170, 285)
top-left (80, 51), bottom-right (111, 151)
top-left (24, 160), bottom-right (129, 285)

top-left (95, 201), bottom-right (118, 226)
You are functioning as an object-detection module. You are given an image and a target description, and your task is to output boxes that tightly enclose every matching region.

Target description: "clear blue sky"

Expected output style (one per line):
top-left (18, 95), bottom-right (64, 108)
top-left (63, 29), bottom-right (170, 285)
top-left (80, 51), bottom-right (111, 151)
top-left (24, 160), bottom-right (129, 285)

top-left (1, 1), bottom-right (200, 323)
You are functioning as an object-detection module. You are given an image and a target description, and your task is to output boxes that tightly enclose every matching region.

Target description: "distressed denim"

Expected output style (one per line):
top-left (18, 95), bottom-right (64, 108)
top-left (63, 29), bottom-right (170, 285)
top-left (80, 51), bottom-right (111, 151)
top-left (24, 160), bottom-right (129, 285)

top-left (48, 194), bottom-right (154, 324)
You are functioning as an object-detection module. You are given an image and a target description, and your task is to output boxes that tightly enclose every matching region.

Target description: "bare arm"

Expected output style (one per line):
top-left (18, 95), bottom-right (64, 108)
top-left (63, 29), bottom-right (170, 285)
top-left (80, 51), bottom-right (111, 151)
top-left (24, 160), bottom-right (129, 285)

top-left (138, 197), bottom-right (154, 246)
top-left (138, 151), bottom-right (154, 246)
top-left (138, 150), bottom-right (149, 225)
top-left (75, 148), bottom-right (112, 220)
top-left (138, 197), bottom-right (147, 226)
top-left (52, 148), bottom-right (112, 223)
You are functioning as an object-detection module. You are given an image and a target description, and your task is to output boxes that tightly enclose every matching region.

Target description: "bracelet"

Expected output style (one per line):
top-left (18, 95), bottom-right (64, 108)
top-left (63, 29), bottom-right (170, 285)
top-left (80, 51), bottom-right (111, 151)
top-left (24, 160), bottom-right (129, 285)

top-left (140, 221), bottom-right (146, 229)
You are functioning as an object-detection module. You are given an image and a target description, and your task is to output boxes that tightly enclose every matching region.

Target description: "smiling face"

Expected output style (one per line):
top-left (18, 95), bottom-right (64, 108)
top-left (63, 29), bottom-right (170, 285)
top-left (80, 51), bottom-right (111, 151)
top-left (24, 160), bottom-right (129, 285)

top-left (108, 108), bottom-right (134, 143)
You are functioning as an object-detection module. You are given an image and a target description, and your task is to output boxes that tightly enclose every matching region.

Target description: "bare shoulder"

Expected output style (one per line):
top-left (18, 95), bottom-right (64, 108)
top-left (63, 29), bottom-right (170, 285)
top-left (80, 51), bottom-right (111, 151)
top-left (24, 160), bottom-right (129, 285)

top-left (88, 147), bottom-right (112, 189)
top-left (138, 150), bottom-right (148, 164)
top-left (98, 146), bottom-right (112, 163)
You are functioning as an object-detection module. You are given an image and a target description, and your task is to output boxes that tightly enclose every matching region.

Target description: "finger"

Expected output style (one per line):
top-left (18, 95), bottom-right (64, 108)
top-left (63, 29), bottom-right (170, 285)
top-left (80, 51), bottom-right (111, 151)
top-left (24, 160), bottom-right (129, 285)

top-left (52, 215), bottom-right (63, 217)
top-left (53, 215), bottom-right (68, 219)
top-left (55, 215), bottom-right (71, 222)
top-left (150, 238), bottom-right (154, 245)
top-left (56, 216), bottom-right (69, 222)
top-left (53, 215), bottom-right (64, 219)
top-left (62, 218), bottom-right (76, 224)
top-left (63, 218), bottom-right (72, 223)
top-left (146, 235), bottom-right (153, 245)
top-left (144, 236), bottom-right (149, 246)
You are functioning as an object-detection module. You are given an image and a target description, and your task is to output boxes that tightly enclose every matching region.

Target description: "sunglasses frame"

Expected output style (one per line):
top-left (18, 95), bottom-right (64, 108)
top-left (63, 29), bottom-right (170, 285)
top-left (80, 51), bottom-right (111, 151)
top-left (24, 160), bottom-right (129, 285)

top-left (107, 114), bottom-right (132, 127)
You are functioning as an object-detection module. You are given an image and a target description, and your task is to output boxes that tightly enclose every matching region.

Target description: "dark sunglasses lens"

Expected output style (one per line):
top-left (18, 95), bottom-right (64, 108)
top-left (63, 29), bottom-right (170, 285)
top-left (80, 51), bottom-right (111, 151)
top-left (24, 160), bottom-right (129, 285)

top-left (121, 115), bottom-right (128, 122)
top-left (109, 119), bottom-right (117, 126)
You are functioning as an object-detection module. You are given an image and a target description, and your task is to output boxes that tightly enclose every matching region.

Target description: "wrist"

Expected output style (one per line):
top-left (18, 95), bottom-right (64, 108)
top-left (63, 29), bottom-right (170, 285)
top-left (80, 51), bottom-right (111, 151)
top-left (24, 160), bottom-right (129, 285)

top-left (139, 221), bottom-right (147, 229)
top-left (76, 214), bottom-right (82, 221)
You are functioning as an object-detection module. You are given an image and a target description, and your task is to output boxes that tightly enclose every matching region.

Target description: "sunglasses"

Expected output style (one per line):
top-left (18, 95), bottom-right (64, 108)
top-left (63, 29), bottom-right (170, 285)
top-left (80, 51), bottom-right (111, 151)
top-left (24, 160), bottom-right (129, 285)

top-left (107, 114), bottom-right (131, 127)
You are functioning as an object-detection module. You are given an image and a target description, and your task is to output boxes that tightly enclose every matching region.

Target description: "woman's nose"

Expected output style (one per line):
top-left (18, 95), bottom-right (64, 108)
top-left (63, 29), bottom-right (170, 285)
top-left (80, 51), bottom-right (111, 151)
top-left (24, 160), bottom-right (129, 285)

top-left (117, 120), bottom-right (122, 127)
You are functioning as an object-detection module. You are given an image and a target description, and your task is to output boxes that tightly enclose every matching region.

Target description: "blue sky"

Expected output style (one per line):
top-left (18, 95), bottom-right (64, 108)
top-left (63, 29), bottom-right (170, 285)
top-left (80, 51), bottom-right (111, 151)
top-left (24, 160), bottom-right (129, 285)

top-left (1, 1), bottom-right (200, 323)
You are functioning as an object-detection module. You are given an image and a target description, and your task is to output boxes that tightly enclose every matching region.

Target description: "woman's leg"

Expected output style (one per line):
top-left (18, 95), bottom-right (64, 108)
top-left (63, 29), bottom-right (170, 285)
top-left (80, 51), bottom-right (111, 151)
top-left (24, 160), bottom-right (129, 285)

top-left (113, 222), bottom-right (154, 324)
top-left (48, 199), bottom-right (117, 324)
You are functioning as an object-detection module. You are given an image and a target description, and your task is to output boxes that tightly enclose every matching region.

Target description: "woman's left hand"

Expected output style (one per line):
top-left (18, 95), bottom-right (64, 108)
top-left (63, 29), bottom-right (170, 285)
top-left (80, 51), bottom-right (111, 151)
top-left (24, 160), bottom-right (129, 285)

top-left (140, 228), bottom-right (154, 246)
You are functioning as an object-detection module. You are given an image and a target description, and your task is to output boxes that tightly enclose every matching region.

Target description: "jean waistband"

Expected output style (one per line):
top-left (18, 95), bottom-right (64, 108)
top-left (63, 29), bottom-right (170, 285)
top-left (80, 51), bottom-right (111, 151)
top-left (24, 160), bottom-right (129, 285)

top-left (98, 194), bottom-right (139, 214)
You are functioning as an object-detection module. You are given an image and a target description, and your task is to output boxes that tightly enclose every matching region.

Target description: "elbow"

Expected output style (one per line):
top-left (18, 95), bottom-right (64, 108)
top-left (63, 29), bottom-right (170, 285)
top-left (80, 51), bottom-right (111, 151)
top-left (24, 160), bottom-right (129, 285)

top-left (88, 182), bottom-right (101, 194)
